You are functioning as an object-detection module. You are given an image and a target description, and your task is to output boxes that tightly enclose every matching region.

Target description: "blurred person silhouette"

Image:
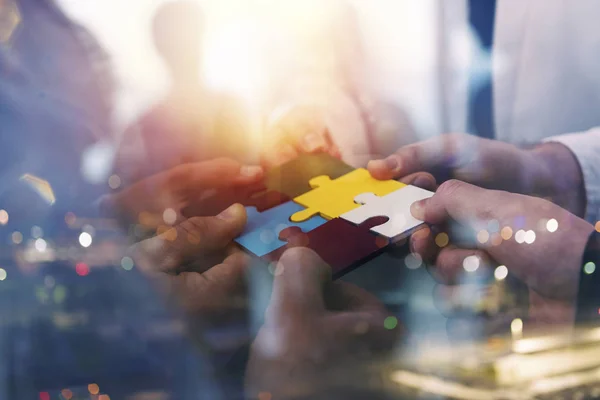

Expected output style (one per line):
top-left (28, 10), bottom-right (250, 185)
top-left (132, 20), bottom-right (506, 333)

top-left (0, 0), bottom-right (113, 231)
top-left (261, 0), bottom-right (417, 169)
top-left (114, 0), bottom-right (253, 185)
top-left (0, 0), bottom-right (231, 398)
top-left (263, 1), bottom-right (600, 226)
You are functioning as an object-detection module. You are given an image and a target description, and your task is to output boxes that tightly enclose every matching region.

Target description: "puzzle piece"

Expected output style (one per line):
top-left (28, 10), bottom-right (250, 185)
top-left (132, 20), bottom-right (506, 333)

top-left (182, 184), bottom-right (290, 218)
top-left (264, 153), bottom-right (354, 199)
top-left (263, 217), bottom-right (390, 279)
top-left (340, 185), bottom-right (434, 239)
top-left (291, 168), bottom-right (406, 222)
top-left (235, 201), bottom-right (327, 257)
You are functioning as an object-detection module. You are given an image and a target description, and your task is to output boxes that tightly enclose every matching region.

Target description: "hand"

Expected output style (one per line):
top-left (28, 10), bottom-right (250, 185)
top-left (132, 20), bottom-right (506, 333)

top-left (246, 248), bottom-right (398, 399)
top-left (99, 158), bottom-right (263, 232)
top-left (410, 180), bottom-right (594, 327)
top-left (129, 203), bottom-right (250, 318)
top-left (261, 105), bottom-right (341, 168)
top-left (368, 133), bottom-right (587, 217)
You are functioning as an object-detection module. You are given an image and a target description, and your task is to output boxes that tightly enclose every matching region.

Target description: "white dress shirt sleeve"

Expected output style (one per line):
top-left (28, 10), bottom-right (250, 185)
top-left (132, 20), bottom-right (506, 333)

top-left (545, 129), bottom-right (600, 224)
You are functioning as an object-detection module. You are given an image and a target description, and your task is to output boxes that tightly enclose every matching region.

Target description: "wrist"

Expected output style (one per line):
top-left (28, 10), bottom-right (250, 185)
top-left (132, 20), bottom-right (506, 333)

top-left (530, 143), bottom-right (586, 216)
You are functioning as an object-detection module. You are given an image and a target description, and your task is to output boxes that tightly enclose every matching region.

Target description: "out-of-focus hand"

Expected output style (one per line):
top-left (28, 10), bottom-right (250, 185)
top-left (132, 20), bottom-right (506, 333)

top-left (410, 180), bottom-right (594, 327)
top-left (246, 248), bottom-right (398, 399)
top-left (261, 105), bottom-right (341, 168)
top-left (130, 203), bottom-right (250, 317)
top-left (368, 133), bottom-right (587, 217)
top-left (99, 158), bottom-right (263, 230)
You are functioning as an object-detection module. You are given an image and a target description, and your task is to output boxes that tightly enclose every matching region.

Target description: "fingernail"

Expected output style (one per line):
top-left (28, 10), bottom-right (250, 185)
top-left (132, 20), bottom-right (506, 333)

top-left (302, 133), bottom-right (325, 152)
top-left (240, 165), bottom-right (263, 178)
top-left (217, 203), bottom-right (244, 220)
top-left (368, 156), bottom-right (400, 172)
top-left (411, 199), bottom-right (427, 220)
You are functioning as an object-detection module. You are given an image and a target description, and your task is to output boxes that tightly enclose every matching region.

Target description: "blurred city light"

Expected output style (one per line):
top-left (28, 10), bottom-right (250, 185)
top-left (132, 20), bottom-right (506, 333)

top-left (79, 232), bottom-right (93, 248)
top-left (0, 209), bottom-right (8, 225)
top-left (494, 265), bottom-right (508, 281)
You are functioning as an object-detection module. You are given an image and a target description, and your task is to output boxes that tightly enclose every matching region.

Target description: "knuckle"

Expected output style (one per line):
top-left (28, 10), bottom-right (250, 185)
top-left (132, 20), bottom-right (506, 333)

top-left (278, 247), bottom-right (328, 275)
top-left (438, 179), bottom-right (464, 197)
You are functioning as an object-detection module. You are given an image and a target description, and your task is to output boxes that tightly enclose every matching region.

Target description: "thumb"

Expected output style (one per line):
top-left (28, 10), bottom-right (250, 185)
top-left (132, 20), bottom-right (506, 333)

top-left (268, 248), bottom-right (331, 321)
top-left (410, 180), bottom-right (495, 225)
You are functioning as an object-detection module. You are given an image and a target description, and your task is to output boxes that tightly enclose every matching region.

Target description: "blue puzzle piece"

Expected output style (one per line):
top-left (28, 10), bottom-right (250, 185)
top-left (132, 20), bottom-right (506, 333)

top-left (235, 201), bottom-right (327, 257)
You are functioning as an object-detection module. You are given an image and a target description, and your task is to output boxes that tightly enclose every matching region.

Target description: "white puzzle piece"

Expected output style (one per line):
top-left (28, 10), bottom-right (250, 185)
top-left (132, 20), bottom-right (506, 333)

top-left (340, 185), bottom-right (434, 239)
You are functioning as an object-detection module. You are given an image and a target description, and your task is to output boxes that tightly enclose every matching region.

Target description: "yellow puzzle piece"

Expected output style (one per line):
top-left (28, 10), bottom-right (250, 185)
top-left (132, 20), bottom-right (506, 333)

top-left (290, 168), bottom-right (406, 222)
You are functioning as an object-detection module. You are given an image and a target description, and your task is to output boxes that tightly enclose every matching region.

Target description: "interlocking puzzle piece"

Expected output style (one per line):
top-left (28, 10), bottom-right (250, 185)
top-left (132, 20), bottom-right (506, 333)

top-left (264, 153), bottom-right (354, 199)
top-left (290, 168), bottom-right (406, 222)
top-left (340, 185), bottom-right (434, 240)
top-left (263, 217), bottom-right (390, 279)
top-left (182, 184), bottom-right (289, 218)
top-left (235, 201), bottom-right (327, 257)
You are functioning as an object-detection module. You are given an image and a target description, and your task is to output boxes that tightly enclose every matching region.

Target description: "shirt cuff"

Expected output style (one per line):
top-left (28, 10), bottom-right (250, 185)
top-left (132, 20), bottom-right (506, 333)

top-left (544, 129), bottom-right (600, 224)
top-left (575, 231), bottom-right (600, 325)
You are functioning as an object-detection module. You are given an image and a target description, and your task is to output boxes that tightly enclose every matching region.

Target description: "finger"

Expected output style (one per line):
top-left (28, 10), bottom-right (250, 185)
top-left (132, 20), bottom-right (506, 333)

top-left (398, 172), bottom-right (438, 191)
top-left (410, 180), bottom-right (496, 226)
top-left (328, 311), bottom-right (399, 356)
top-left (269, 248), bottom-right (331, 319)
top-left (171, 158), bottom-right (264, 188)
top-left (260, 142), bottom-right (299, 168)
top-left (298, 132), bottom-right (329, 154)
top-left (430, 246), bottom-right (493, 284)
top-left (368, 134), bottom-right (471, 180)
top-left (409, 226), bottom-right (439, 264)
top-left (134, 203), bottom-right (247, 275)
top-left (166, 251), bottom-right (250, 314)
top-left (325, 282), bottom-right (385, 313)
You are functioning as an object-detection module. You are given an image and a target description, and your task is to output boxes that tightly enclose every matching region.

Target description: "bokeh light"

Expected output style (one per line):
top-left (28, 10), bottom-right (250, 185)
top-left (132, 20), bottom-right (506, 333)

top-left (384, 316), bottom-right (398, 330)
top-left (108, 174), bottom-right (122, 189)
top-left (82, 225), bottom-right (96, 237)
top-left (463, 255), bottom-right (480, 272)
top-left (76, 263), bottom-right (90, 277)
top-left (0, 209), bottom-right (8, 225)
top-left (490, 233), bottom-right (503, 247)
top-left (511, 318), bottom-right (524, 336)
top-left (476, 230), bottom-right (489, 244)
top-left (0, 268), bottom-right (7, 281)
top-left (584, 262), bottom-right (596, 275)
top-left (11, 231), bottom-right (22, 244)
top-left (31, 226), bottom-right (43, 239)
top-left (524, 230), bottom-right (536, 244)
top-left (79, 232), bottom-right (93, 248)
top-left (39, 392), bottom-right (50, 400)
top-left (515, 229), bottom-right (526, 244)
top-left (494, 265), bottom-right (508, 281)
top-left (546, 218), bottom-right (559, 233)
top-left (163, 208), bottom-right (177, 225)
top-left (61, 389), bottom-right (73, 400)
top-left (121, 257), bottom-right (134, 271)
top-left (65, 212), bottom-right (77, 227)
top-left (500, 226), bottom-right (513, 240)
top-left (88, 383), bottom-right (100, 395)
top-left (35, 238), bottom-right (47, 252)
top-left (435, 232), bottom-right (449, 248)
top-left (258, 392), bottom-right (272, 400)
top-left (596, 221), bottom-right (600, 233)
top-left (404, 253), bottom-right (422, 270)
